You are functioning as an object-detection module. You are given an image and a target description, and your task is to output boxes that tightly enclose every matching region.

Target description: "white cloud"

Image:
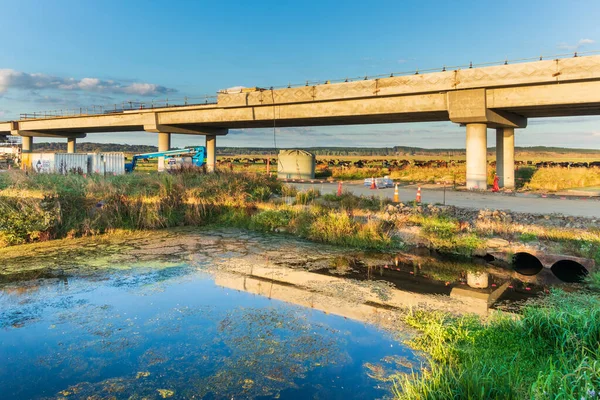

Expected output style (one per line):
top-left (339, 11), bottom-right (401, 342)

top-left (557, 38), bottom-right (595, 51)
top-left (0, 69), bottom-right (176, 96)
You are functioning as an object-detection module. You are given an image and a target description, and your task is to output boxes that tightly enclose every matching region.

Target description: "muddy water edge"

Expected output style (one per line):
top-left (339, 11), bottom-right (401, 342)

top-left (0, 228), bottom-right (551, 399)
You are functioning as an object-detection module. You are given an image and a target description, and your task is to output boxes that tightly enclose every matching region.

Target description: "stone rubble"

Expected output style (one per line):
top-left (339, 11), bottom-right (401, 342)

top-left (383, 203), bottom-right (600, 230)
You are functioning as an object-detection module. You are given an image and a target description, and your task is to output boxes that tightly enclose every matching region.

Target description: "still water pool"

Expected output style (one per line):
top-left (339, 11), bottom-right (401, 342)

top-left (0, 262), bottom-right (416, 399)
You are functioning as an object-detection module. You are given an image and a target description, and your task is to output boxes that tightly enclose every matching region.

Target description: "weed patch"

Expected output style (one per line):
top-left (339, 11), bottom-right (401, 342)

top-left (394, 290), bottom-right (600, 399)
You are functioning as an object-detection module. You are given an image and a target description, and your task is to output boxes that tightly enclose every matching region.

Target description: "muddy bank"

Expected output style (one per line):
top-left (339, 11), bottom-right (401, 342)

top-left (0, 227), bottom-right (554, 319)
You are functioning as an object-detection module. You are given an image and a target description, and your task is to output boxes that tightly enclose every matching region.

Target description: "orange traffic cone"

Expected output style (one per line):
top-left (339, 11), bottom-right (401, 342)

top-left (370, 177), bottom-right (376, 190)
top-left (337, 181), bottom-right (343, 197)
top-left (416, 186), bottom-right (422, 203)
top-left (393, 184), bottom-right (400, 203)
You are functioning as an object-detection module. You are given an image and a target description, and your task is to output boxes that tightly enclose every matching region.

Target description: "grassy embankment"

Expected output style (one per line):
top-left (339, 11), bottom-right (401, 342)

top-left (0, 171), bottom-right (396, 251)
top-left (394, 289), bottom-right (600, 399)
top-left (2, 170), bottom-right (599, 261)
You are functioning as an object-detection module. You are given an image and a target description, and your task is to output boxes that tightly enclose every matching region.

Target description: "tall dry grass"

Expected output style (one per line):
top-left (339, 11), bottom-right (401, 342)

top-left (0, 171), bottom-right (281, 245)
top-left (525, 167), bottom-right (600, 191)
top-left (331, 167), bottom-right (389, 180)
top-left (389, 165), bottom-right (467, 185)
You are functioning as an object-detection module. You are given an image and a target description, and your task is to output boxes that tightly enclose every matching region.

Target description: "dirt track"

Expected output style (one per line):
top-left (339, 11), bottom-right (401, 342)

top-left (293, 182), bottom-right (600, 218)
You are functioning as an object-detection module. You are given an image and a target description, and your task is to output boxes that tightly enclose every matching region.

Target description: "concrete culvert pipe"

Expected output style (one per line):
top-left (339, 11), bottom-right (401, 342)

top-left (551, 260), bottom-right (589, 283)
top-left (512, 252), bottom-right (544, 276)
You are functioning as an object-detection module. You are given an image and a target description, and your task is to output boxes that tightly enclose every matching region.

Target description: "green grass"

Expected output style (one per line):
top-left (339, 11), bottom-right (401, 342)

top-left (421, 216), bottom-right (459, 239)
top-left (248, 206), bottom-right (402, 251)
top-left (519, 232), bottom-right (538, 243)
top-left (409, 215), bottom-right (484, 256)
top-left (295, 188), bottom-right (320, 205)
top-left (0, 171), bottom-right (399, 251)
top-left (394, 290), bottom-right (600, 399)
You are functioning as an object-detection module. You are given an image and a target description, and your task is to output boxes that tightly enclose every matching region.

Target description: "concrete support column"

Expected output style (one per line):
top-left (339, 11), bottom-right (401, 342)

top-left (206, 135), bottom-right (216, 173)
top-left (67, 137), bottom-right (76, 153)
top-left (22, 136), bottom-right (33, 153)
top-left (466, 123), bottom-right (488, 190)
top-left (495, 127), bottom-right (515, 188)
top-left (157, 132), bottom-right (171, 172)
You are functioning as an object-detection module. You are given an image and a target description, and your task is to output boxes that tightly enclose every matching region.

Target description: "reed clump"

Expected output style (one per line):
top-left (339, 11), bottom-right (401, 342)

top-left (0, 171), bottom-right (280, 245)
top-left (0, 171), bottom-right (398, 251)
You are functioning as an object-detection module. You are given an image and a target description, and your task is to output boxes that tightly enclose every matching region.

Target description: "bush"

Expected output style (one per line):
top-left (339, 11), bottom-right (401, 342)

top-left (0, 196), bottom-right (60, 244)
top-left (515, 166), bottom-right (536, 189)
top-left (250, 209), bottom-right (294, 232)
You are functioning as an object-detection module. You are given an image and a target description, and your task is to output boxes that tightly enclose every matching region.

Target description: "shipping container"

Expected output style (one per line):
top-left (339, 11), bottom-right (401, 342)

top-left (88, 153), bottom-right (125, 175)
top-left (27, 153), bottom-right (88, 174)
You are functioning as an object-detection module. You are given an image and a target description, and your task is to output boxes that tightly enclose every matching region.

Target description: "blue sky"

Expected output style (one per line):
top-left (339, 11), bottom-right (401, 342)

top-left (1, 0), bottom-right (599, 149)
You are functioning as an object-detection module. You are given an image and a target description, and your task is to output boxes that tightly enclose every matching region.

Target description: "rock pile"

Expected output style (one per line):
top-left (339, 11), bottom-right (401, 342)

top-left (383, 203), bottom-right (599, 229)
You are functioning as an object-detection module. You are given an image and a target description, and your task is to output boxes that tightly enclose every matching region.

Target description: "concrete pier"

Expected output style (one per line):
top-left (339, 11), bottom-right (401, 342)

top-left (206, 135), bottom-right (216, 173)
top-left (158, 132), bottom-right (171, 172)
top-left (466, 123), bottom-right (488, 190)
top-left (67, 138), bottom-right (76, 154)
top-left (22, 136), bottom-right (33, 153)
top-left (496, 128), bottom-right (515, 188)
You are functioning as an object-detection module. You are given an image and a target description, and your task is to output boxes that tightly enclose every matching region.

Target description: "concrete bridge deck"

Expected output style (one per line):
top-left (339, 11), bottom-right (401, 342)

top-left (2, 54), bottom-right (600, 186)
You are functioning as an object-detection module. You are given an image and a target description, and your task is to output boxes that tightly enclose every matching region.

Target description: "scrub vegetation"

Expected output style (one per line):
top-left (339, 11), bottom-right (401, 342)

top-left (394, 289), bottom-right (600, 399)
top-left (0, 171), bottom-right (397, 251)
top-left (2, 170), bottom-right (600, 262)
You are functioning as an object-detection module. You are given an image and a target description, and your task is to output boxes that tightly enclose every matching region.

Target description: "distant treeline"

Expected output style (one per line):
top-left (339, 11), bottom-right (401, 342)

top-left (31, 143), bottom-right (600, 156)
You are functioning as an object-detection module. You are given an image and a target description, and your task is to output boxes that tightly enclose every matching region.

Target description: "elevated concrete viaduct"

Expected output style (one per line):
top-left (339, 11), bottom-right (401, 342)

top-left (2, 54), bottom-right (600, 188)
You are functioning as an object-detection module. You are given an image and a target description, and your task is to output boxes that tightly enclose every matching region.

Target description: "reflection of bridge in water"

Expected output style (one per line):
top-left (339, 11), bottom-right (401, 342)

top-left (213, 254), bottom-right (544, 320)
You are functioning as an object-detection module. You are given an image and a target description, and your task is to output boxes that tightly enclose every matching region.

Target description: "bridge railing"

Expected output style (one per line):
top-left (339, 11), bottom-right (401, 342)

top-left (264, 49), bottom-right (600, 90)
top-left (19, 95), bottom-right (218, 120)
